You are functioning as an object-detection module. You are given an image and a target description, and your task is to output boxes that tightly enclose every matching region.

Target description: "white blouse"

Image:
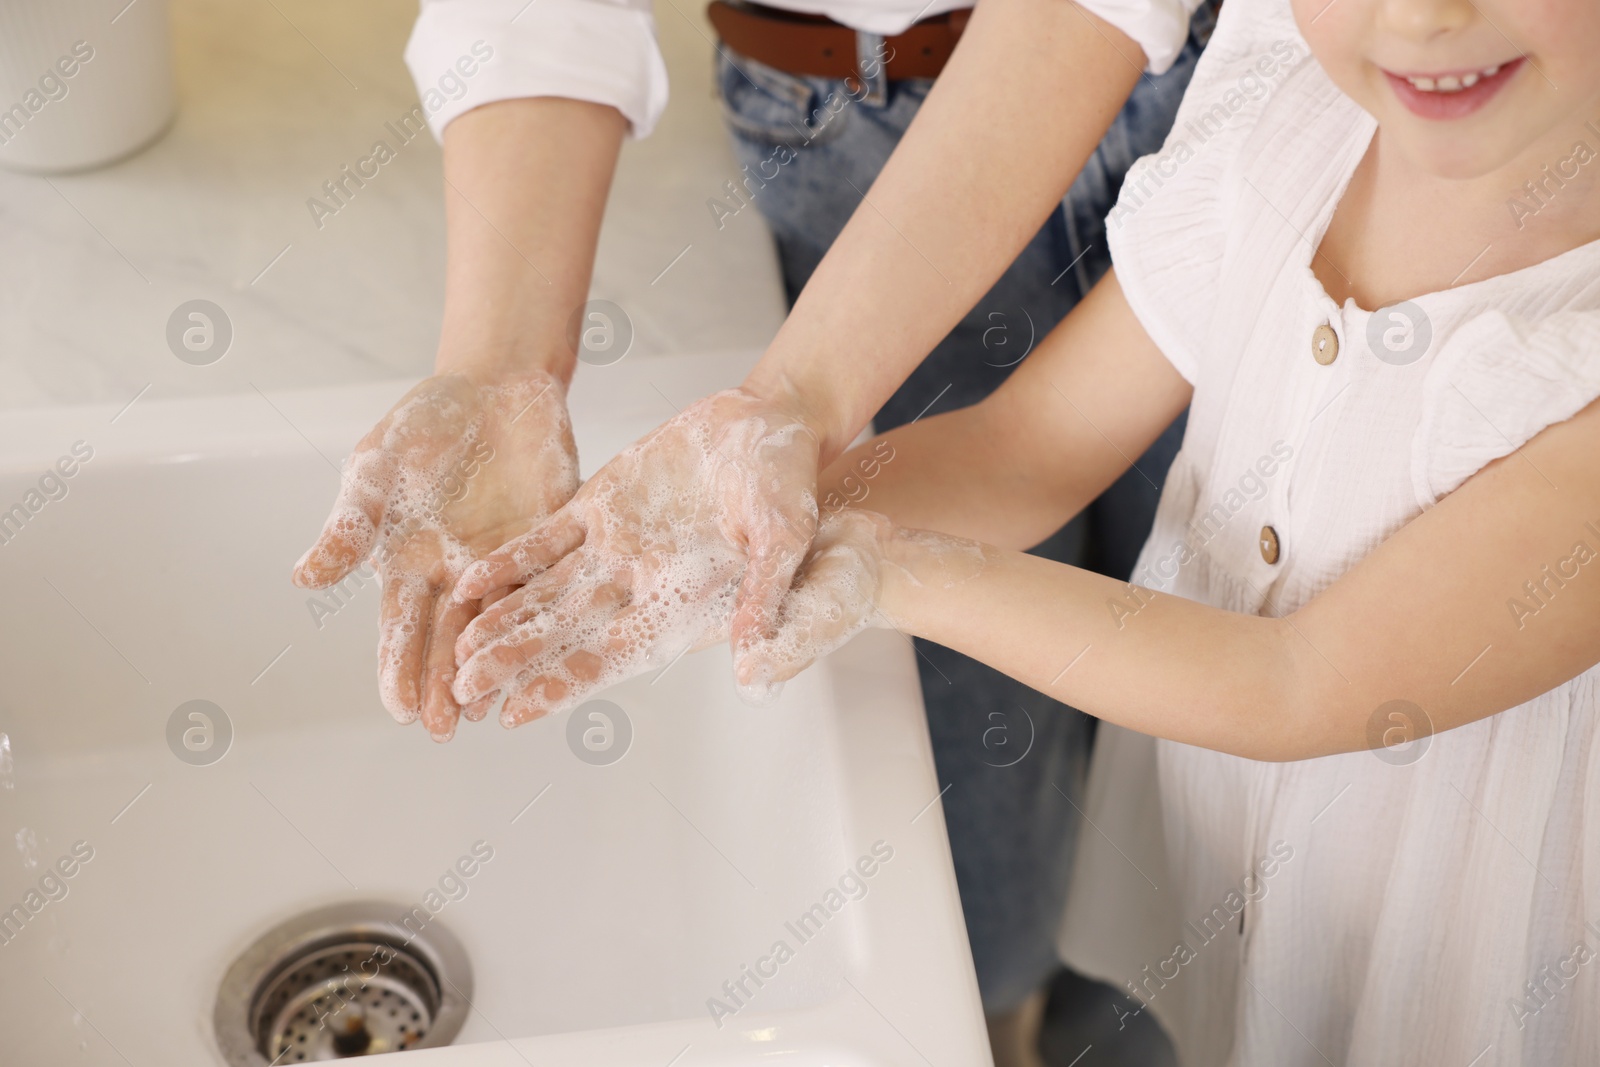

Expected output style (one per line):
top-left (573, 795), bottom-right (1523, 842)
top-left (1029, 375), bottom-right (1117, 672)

top-left (1058, 1), bottom-right (1600, 1065)
top-left (400, 0), bottom-right (1205, 141)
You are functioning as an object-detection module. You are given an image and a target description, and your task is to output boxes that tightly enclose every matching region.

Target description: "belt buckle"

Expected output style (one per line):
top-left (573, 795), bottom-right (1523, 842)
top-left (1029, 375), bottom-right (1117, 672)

top-left (854, 31), bottom-right (889, 106)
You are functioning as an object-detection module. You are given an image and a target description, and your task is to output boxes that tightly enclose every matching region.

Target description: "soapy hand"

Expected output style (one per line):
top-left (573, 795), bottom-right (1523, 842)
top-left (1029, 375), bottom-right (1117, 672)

top-left (738, 511), bottom-right (991, 686)
top-left (292, 371), bottom-right (579, 740)
top-left (449, 388), bottom-right (822, 725)
top-left (736, 509), bottom-right (897, 687)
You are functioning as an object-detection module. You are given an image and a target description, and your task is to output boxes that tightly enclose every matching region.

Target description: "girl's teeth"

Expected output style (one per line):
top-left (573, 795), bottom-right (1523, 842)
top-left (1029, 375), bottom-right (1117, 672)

top-left (1404, 66), bottom-right (1501, 93)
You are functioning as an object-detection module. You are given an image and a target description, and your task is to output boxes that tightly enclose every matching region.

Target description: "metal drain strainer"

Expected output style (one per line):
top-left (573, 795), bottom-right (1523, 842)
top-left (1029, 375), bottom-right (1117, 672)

top-left (214, 901), bottom-right (472, 1064)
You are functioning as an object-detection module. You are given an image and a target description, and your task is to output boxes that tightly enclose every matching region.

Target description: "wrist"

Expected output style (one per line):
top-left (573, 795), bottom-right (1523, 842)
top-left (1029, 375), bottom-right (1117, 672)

top-left (876, 523), bottom-right (988, 638)
top-left (741, 361), bottom-right (856, 466)
top-left (435, 331), bottom-right (576, 388)
top-left (875, 523), bottom-right (926, 634)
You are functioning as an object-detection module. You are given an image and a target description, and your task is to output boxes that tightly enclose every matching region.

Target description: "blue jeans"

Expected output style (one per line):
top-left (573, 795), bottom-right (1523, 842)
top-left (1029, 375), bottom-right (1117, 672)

top-left (715, 8), bottom-right (1214, 1013)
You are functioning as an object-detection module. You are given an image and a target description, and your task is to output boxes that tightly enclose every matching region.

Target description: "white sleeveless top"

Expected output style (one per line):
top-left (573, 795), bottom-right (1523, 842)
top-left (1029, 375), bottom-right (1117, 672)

top-left (1057, 2), bottom-right (1600, 1065)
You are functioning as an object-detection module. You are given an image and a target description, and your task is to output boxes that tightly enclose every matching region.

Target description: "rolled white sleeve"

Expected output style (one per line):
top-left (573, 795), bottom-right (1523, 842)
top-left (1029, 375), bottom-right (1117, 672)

top-left (1072, 0), bottom-right (1204, 74)
top-left (403, 0), bottom-right (671, 141)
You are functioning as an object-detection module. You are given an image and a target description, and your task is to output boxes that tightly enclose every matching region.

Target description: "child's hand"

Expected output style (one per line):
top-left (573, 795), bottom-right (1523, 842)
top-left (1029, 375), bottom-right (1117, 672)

top-left (737, 509), bottom-right (899, 695)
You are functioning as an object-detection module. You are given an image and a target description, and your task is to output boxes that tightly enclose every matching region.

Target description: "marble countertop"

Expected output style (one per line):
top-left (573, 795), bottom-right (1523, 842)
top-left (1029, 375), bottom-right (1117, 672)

top-left (0, 0), bottom-right (788, 412)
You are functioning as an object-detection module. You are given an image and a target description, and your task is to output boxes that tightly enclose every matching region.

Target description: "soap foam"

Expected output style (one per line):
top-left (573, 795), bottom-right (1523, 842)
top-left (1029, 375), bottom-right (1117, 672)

top-left (456, 390), bottom-right (826, 722)
top-left (737, 510), bottom-right (891, 701)
top-left (307, 375), bottom-right (578, 722)
top-left (740, 517), bottom-right (989, 697)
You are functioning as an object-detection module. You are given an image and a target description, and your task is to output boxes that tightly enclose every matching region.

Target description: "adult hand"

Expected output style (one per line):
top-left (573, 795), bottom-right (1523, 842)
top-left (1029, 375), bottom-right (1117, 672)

top-left (293, 370), bottom-right (579, 741)
top-left (449, 387), bottom-right (823, 725)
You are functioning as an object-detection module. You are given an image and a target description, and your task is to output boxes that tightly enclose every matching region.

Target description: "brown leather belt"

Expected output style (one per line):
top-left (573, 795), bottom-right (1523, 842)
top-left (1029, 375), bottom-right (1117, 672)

top-left (707, 0), bottom-right (973, 82)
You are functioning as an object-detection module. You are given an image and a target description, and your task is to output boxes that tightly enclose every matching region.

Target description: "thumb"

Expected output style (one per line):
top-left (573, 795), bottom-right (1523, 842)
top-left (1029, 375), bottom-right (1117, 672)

top-left (452, 505), bottom-right (586, 602)
top-left (292, 448), bottom-right (395, 589)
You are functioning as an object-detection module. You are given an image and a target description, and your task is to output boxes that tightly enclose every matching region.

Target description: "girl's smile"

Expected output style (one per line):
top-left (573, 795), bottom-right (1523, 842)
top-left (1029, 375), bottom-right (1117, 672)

top-left (1297, 0), bottom-right (1600, 182)
top-left (1381, 56), bottom-right (1522, 121)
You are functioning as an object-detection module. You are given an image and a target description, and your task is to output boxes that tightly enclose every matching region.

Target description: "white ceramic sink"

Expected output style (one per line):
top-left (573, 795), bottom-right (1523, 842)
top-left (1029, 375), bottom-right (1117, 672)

top-left (0, 351), bottom-right (989, 1066)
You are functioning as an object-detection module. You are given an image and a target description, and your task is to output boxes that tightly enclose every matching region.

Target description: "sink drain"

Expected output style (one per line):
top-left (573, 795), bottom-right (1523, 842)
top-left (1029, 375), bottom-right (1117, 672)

top-left (214, 901), bottom-right (472, 1063)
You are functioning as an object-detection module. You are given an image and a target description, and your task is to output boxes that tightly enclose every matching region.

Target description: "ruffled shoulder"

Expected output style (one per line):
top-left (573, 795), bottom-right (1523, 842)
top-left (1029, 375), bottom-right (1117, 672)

top-left (1413, 308), bottom-right (1600, 506)
top-left (1106, 0), bottom-right (1309, 384)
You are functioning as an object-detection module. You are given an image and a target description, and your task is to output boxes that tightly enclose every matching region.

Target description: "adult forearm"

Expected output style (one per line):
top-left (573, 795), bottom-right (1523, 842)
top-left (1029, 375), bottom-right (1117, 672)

top-left (817, 272), bottom-right (1193, 550)
top-left (743, 0), bottom-right (1146, 461)
top-left (435, 97), bottom-right (628, 384)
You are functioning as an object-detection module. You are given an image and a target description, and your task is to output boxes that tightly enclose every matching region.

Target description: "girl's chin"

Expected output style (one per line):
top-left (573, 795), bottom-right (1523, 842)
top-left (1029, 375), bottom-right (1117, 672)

top-left (1379, 126), bottom-right (1527, 183)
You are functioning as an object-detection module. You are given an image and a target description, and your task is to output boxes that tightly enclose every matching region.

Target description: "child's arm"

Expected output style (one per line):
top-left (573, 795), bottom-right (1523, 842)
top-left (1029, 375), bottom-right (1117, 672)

top-left (768, 398), bottom-right (1600, 762)
top-left (819, 273), bottom-right (1193, 551)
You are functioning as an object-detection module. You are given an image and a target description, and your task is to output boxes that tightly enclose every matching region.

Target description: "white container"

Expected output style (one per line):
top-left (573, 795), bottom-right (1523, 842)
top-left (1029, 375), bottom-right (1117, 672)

top-left (0, 0), bottom-right (175, 173)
